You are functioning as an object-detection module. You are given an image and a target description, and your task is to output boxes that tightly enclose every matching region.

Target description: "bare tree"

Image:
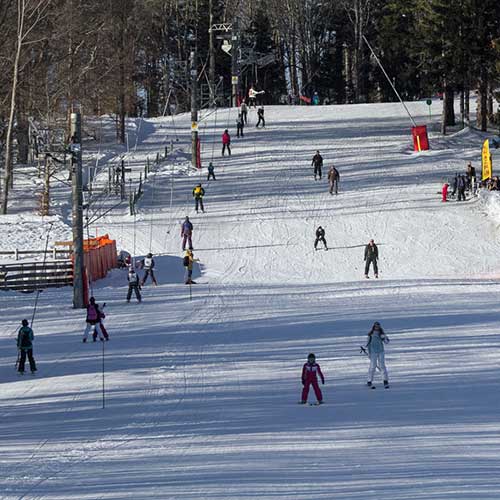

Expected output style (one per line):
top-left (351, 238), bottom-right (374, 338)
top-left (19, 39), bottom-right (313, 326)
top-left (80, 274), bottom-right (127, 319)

top-left (1, 0), bottom-right (51, 215)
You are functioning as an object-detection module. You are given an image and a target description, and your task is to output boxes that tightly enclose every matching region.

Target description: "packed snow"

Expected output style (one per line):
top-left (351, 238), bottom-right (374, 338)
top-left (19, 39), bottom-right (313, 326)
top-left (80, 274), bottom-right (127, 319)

top-left (1, 101), bottom-right (500, 500)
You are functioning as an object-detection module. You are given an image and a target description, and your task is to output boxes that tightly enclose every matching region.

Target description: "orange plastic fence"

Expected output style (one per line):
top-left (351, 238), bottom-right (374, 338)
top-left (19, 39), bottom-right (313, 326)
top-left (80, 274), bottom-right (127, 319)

top-left (83, 234), bottom-right (117, 282)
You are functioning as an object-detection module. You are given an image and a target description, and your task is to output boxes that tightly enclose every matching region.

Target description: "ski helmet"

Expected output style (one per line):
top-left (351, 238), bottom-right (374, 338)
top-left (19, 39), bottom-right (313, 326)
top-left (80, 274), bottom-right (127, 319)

top-left (22, 319), bottom-right (29, 327)
top-left (307, 353), bottom-right (316, 362)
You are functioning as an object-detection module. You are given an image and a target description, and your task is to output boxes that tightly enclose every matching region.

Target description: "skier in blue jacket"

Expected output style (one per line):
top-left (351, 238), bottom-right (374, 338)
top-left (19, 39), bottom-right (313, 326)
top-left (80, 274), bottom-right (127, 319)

top-left (365, 321), bottom-right (390, 388)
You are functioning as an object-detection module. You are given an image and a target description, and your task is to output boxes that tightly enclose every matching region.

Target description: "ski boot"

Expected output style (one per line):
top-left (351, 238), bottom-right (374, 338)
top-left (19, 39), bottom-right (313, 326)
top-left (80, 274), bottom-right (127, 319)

top-left (383, 380), bottom-right (390, 389)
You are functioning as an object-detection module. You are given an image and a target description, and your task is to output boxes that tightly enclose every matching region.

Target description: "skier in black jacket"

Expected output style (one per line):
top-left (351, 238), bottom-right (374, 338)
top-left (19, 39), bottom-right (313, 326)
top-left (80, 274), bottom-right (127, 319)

top-left (311, 151), bottom-right (323, 180)
top-left (314, 226), bottom-right (327, 250)
top-left (364, 239), bottom-right (379, 278)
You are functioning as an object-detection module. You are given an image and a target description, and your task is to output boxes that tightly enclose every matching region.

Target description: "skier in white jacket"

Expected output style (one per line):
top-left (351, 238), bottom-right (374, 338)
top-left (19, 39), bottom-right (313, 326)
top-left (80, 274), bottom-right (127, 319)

top-left (365, 321), bottom-right (390, 388)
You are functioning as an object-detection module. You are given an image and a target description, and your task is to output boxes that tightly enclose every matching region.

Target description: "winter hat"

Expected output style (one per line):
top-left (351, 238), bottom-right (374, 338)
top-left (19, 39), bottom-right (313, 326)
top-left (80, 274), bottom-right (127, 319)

top-left (22, 319), bottom-right (29, 326)
top-left (89, 297), bottom-right (95, 304)
top-left (307, 353), bottom-right (316, 362)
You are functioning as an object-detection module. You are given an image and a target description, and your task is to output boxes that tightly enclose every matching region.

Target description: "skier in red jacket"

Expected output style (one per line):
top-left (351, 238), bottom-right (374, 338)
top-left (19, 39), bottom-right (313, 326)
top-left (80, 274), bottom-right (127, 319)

top-left (222, 129), bottom-right (231, 156)
top-left (300, 353), bottom-right (324, 404)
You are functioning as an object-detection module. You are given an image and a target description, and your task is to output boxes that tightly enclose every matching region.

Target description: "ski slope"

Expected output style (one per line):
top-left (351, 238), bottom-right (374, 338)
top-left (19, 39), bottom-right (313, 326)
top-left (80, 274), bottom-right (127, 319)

top-left (2, 102), bottom-right (500, 500)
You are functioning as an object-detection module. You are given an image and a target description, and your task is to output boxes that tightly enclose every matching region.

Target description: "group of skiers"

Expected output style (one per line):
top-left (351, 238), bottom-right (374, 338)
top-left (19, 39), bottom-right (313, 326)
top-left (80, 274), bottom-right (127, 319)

top-left (442, 162), bottom-right (478, 202)
top-left (222, 89), bottom-right (267, 155)
top-left (311, 151), bottom-right (340, 194)
top-left (299, 320), bottom-right (390, 404)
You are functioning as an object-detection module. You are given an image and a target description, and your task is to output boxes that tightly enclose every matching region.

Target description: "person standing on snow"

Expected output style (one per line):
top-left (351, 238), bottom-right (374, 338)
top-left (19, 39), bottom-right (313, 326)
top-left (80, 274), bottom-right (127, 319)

top-left (141, 253), bottom-right (158, 286)
top-left (365, 321), bottom-right (390, 388)
top-left (207, 162), bottom-right (216, 181)
top-left (300, 353), bottom-right (324, 404)
top-left (327, 165), bottom-right (340, 195)
top-left (248, 86), bottom-right (258, 108)
top-left (314, 226), bottom-right (328, 250)
top-left (181, 216), bottom-right (194, 251)
top-left (94, 304), bottom-right (109, 341)
top-left (183, 249), bottom-right (198, 285)
top-left (222, 129), bottom-right (231, 156)
top-left (193, 183), bottom-right (205, 213)
top-left (17, 319), bottom-right (37, 374)
top-left (256, 106), bottom-right (265, 128)
top-left (127, 268), bottom-right (142, 303)
top-left (236, 113), bottom-right (245, 137)
top-left (311, 151), bottom-right (323, 180)
top-left (364, 239), bottom-right (379, 278)
top-left (442, 182), bottom-right (449, 202)
top-left (83, 297), bottom-right (105, 342)
top-left (457, 174), bottom-right (466, 201)
top-left (240, 100), bottom-right (248, 124)
top-left (450, 173), bottom-right (458, 198)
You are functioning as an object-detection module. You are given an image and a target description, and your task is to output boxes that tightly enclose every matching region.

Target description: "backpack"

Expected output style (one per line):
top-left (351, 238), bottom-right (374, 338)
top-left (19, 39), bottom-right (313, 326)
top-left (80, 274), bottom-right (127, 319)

top-left (183, 255), bottom-right (190, 267)
top-left (19, 328), bottom-right (32, 348)
top-left (87, 304), bottom-right (98, 321)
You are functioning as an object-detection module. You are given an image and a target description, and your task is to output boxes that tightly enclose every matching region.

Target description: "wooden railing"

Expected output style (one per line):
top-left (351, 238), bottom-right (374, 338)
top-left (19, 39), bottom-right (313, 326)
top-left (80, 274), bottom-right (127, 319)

top-left (0, 260), bottom-right (73, 291)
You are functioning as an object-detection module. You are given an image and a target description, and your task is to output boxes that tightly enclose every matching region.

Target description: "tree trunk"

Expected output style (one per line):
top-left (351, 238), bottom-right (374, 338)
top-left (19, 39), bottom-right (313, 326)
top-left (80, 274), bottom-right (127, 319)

top-left (477, 76), bottom-right (488, 131)
top-left (16, 107), bottom-right (29, 164)
top-left (2, 0), bottom-right (25, 215)
top-left (441, 85), bottom-right (455, 135)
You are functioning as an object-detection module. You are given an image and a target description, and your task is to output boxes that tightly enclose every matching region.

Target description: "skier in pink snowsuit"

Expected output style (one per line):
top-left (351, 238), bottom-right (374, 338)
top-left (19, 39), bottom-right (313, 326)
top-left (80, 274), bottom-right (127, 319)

top-left (300, 353), bottom-right (324, 404)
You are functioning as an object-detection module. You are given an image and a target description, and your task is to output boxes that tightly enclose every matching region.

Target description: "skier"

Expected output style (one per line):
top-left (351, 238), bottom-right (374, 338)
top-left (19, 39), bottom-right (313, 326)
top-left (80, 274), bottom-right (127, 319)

top-left (183, 249), bottom-right (198, 284)
top-left (312, 92), bottom-right (320, 105)
top-left (466, 162), bottom-right (476, 191)
top-left (193, 183), bottom-right (205, 213)
top-left (300, 353), bottom-right (324, 404)
top-left (82, 297), bottom-right (105, 342)
top-left (327, 165), bottom-right (340, 195)
top-left (457, 174), bottom-right (466, 201)
top-left (117, 250), bottom-right (131, 268)
top-left (17, 319), bottom-right (37, 374)
top-left (314, 226), bottom-right (328, 250)
top-left (364, 239), bottom-right (379, 278)
top-left (442, 182), bottom-right (449, 202)
top-left (365, 321), bottom-right (390, 388)
top-left (94, 303), bottom-right (109, 341)
top-left (240, 100), bottom-right (248, 124)
top-left (181, 216), bottom-right (194, 251)
top-left (127, 268), bottom-right (142, 303)
top-left (311, 151), bottom-right (323, 180)
top-left (248, 86), bottom-right (258, 108)
top-left (256, 106), bottom-right (265, 128)
top-left (207, 162), bottom-right (216, 181)
top-left (222, 129), bottom-right (231, 156)
top-left (141, 253), bottom-right (158, 286)
top-left (236, 113), bottom-right (244, 137)
top-left (450, 173), bottom-right (458, 198)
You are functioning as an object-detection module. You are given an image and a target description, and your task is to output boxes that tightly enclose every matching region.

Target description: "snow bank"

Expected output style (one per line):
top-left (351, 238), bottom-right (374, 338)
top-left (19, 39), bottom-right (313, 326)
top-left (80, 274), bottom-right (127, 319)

top-left (477, 189), bottom-right (500, 226)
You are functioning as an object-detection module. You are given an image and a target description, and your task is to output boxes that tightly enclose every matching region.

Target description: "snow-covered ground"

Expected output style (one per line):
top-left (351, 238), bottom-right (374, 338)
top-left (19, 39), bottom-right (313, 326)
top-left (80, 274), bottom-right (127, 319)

top-left (2, 101), bottom-right (500, 499)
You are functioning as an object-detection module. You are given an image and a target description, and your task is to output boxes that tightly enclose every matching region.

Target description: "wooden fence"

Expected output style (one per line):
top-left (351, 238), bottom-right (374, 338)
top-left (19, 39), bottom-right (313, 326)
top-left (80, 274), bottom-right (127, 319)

top-left (0, 260), bottom-right (73, 292)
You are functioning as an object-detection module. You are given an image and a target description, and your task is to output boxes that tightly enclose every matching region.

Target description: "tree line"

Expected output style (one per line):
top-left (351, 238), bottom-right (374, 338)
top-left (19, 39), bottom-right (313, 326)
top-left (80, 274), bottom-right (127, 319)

top-left (0, 0), bottom-right (499, 213)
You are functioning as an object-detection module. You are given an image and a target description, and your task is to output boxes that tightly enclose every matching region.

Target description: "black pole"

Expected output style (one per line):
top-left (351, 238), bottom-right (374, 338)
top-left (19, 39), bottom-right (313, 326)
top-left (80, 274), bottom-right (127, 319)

top-left (102, 338), bottom-right (105, 409)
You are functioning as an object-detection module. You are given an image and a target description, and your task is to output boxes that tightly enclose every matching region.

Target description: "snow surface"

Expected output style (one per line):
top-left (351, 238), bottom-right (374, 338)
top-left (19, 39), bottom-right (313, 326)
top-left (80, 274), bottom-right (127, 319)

top-left (2, 101), bottom-right (500, 499)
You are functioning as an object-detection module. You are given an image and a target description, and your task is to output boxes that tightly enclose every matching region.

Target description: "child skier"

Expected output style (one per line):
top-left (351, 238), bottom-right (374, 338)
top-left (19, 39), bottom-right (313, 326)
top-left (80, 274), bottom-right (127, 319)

top-left (82, 297), bottom-right (105, 342)
top-left (300, 353), bottom-right (324, 404)
top-left (365, 321), bottom-right (390, 388)
top-left (236, 113), bottom-right (245, 137)
top-left (193, 184), bottom-right (205, 213)
top-left (207, 162), bottom-right (216, 181)
top-left (256, 106), bottom-right (265, 128)
top-left (94, 303), bottom-right (109, 341)
top-left (311, 151), bottom-right (323, 180)
top-left (17, 319), bottom-right (37, 374)
top-left (314, 226), bottom-right (328, 250)
top-left (222, 129), bottom-right (231, 156)
top-left (183, 249), bottom-right (198, 284)
top-left (140, 253), bottom-right (158, 286)
top-left (127, 268), bottom-right (142, 303)
top-left (442, 182), bottom-right (449, 202)
top-left (364, 239), bottom-right (379, 278)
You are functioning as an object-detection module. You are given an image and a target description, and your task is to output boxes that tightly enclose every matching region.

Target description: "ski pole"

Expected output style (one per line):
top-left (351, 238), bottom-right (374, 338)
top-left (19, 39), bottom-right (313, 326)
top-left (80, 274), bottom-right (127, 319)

top-left (360, 346), bottom-right (381, 372)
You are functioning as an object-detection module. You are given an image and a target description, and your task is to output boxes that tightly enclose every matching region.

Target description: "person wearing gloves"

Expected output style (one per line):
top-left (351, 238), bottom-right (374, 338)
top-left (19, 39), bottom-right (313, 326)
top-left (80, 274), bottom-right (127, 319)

top-left (365, 321), bottom-right (390, 388)
top-left (17, 319), bottom-right (37, 374)
top-left (300, 353), bottom-right (325, 404)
